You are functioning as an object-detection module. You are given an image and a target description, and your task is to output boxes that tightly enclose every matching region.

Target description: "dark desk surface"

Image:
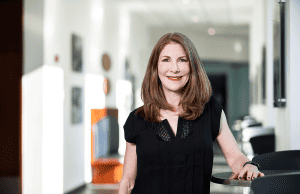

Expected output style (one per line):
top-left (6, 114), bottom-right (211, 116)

top-left (211, 170), bottom-right (300, 187)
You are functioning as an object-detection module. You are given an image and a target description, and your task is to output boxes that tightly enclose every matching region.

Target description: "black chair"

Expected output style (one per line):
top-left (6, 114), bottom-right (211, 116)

top-left (249, 134), bottom-right (275, 156)
top-left (241, 126), bottom-right (274, 156)
top-left (251, 173), bottom-right (300, 194)
top-left (252, 150), bottom-right (300, 170)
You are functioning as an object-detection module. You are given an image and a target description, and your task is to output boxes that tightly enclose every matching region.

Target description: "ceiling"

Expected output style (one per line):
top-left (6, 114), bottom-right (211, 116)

top-left (118, 0), bottom-right (254, 30)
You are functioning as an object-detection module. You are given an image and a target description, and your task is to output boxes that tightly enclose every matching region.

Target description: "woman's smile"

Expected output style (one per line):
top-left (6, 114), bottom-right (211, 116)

top-left (167, 76), bottom-right (183, 81)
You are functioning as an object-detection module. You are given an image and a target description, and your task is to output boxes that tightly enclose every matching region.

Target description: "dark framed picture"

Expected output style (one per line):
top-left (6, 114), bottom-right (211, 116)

top-left (250, 79), bottom-right (253, 105)
top-left (273, 0), bottom-right (286, 107)
top-left (125, 58), bottom-right (130, 80)
top-left (72, 87), bottom-right (83, 124)
top-left (254, 68), bottom-right (258, 104)
top-left (72, 34), bottom-right (83, 72)
top-left (262, 45), bottom-right (266, 104)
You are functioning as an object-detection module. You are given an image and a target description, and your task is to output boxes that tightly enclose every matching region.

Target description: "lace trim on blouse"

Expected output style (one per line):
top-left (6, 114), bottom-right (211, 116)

top-left (145, 119), bottom-right (192, 141)
top-left (181, 119), bottom-right (193, 139)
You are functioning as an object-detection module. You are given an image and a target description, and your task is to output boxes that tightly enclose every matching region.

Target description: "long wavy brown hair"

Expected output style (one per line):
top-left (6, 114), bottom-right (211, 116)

top-left (135, 32), bottom-right (212, 123)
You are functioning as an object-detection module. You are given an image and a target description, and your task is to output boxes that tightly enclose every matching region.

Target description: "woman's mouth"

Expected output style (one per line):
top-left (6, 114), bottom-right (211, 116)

top-left (167, 76), bottom-right (183, 81)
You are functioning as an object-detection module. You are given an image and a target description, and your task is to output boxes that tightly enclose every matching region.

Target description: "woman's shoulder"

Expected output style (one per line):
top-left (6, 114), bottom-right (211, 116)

top-left (207, 95), bottom-right (219, 106)
top-left (207, 95), bottom-right (223, 113)
top-left (128, 106), bottom-right (145, 121)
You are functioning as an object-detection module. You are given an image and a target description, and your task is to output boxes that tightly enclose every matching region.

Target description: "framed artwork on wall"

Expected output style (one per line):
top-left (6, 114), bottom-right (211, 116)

top-left (72, 34), bottom-right (83, 72)
top-left (262, 45), bottom-right (266, 104)
top-left (250, 79), bottom-right (253, 105)
top-left (257, 65), bottom-right (261, 104)
top-left (273, 0), bottom-right (286, 107)
top-left (71, 87), bottom-right (83, 124)
top-left (125, 58), bottom-right (130, 80)
top-left (254, 69), bottom-right (258, 105)
top-left (129, 74), bottom-right (136, 111)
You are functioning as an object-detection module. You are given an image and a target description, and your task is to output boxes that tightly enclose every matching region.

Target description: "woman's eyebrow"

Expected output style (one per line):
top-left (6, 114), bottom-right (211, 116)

top-left (161, 55), bottom-right (187, 58)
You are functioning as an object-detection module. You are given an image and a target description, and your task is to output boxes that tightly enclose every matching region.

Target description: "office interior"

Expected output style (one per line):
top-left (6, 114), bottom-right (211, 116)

top-left (1, 0), bottom-right (300, 193)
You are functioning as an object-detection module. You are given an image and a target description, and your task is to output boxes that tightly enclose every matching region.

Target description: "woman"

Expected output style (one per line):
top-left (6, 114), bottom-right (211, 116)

top-left (119, 32), bottom-right (264, 194)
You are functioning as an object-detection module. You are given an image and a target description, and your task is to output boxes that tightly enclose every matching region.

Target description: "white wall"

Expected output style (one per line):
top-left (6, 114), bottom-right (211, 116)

top-left (249, 0), bottom-right (300, 151)
top-left (45, 0), bottom-right (91, 191)
top-left (22, 70), bottom-right (43, 193)
top-left (22, 66), bottom-right (64, 194)
top-left (285, 0), bottom-right (300, 150)
top-left (248, 0), bottom-right (267, 123)
top-left (51, 0), bottom-right (123, 192)
top-left (128, 13), bottom-right (151, 107)
top-left (101, 1), bottom-right (122, 108)
top-left (24, 0), bottom-right (128, 192)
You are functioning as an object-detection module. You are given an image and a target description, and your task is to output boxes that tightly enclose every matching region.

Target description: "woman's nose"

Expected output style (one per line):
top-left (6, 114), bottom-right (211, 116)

top-left (171, 61), bottom-right (180, 72)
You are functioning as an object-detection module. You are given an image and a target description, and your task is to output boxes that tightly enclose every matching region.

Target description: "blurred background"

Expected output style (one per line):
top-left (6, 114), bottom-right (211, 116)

top-left (1, 0), bottom-right (300, 193)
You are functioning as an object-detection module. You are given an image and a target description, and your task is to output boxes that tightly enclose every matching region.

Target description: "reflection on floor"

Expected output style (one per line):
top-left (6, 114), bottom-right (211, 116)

top-left (73, 142), bottom-right (244, 194)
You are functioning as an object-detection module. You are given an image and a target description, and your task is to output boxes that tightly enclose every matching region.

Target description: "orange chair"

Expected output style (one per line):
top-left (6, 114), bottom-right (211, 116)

top-left (91, 158), bottom-right (123, 184)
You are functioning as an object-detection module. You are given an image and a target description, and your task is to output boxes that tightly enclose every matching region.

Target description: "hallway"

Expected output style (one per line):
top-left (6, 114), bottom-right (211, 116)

top-left (2, 0), bottom-right (300, 193)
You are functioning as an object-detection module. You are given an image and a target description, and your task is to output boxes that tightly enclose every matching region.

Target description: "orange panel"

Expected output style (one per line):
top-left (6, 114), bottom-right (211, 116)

top-left (91, 108), bottom-right (106, 163)
top-left (91, 108), bottom-right (107, 126)
top-left (91, 130), bottom-right (95, 164)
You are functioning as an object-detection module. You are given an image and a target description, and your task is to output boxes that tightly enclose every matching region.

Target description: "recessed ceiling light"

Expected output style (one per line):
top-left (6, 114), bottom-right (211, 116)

top-left (208, 28), bottom-right (215, 35)
top-left (234, 42), bottom-right (242, 53)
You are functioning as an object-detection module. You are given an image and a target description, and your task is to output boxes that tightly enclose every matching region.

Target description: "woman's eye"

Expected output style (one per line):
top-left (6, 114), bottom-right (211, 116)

top-left (162, 59), bottom-right (169, 62)
top-left (179, 59), bottom-right (187, 62)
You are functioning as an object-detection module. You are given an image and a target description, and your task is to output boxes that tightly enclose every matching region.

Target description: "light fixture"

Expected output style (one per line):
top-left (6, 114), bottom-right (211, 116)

top-left (208, 28), bottom-right (215, 35)
top-left (234, 42), bottom-right (242, 53)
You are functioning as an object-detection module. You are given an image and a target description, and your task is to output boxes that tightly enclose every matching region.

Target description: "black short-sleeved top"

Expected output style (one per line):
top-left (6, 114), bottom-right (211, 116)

top-left (123, 95), bottom-right (223, 194)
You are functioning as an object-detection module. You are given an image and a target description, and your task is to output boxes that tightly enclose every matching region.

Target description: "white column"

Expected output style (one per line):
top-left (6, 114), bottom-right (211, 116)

top-left (22, 65), bottom-right (64, 194)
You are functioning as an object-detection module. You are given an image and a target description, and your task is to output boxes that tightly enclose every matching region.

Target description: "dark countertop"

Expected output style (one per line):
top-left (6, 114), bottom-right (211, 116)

top-left (211, 170), bottom-right (300, 187)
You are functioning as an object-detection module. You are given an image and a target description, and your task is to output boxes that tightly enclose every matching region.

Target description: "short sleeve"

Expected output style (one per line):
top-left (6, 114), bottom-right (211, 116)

top-left (123, 112), bottom-right (135, 143)
top-left (210, 95), bottom-right (223, 142)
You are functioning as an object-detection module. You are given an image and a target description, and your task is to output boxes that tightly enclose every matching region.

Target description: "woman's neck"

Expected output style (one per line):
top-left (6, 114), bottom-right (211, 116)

top-left (163, 90), bottom-right (182, 110)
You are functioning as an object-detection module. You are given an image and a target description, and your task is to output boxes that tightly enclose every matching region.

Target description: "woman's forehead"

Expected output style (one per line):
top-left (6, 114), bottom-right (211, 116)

top-left (160, 43), bottom-right (186, 56)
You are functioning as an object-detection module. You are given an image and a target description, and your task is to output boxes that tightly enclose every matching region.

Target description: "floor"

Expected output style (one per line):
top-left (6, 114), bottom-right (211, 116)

top-left (72, 142), bottom-right (245, 194)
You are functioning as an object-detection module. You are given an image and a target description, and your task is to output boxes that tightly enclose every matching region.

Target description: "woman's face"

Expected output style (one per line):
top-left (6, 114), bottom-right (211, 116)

top-left (157, 42), bottom-right (190, 93)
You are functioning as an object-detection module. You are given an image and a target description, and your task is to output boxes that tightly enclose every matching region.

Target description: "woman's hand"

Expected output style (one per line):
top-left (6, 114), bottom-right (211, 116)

top-left (230, 164), bottom-right (265, 181)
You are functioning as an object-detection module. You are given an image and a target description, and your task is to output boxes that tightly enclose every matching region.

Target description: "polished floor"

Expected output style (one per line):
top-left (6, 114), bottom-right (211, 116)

top-left (72, 142), bottom-right (244, 194)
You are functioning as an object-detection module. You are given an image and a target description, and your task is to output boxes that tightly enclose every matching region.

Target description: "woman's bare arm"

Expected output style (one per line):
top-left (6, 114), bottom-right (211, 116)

top-left (118, 141), bottom-right (137, 194)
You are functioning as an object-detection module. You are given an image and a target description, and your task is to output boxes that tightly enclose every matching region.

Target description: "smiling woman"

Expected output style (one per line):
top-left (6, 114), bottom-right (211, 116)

top-left (158, 42), bottom-right (190, 96)
top-left (137, 32), bottom-right (212, 123)
top-left (119, 32), bottom-right (262, 194)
